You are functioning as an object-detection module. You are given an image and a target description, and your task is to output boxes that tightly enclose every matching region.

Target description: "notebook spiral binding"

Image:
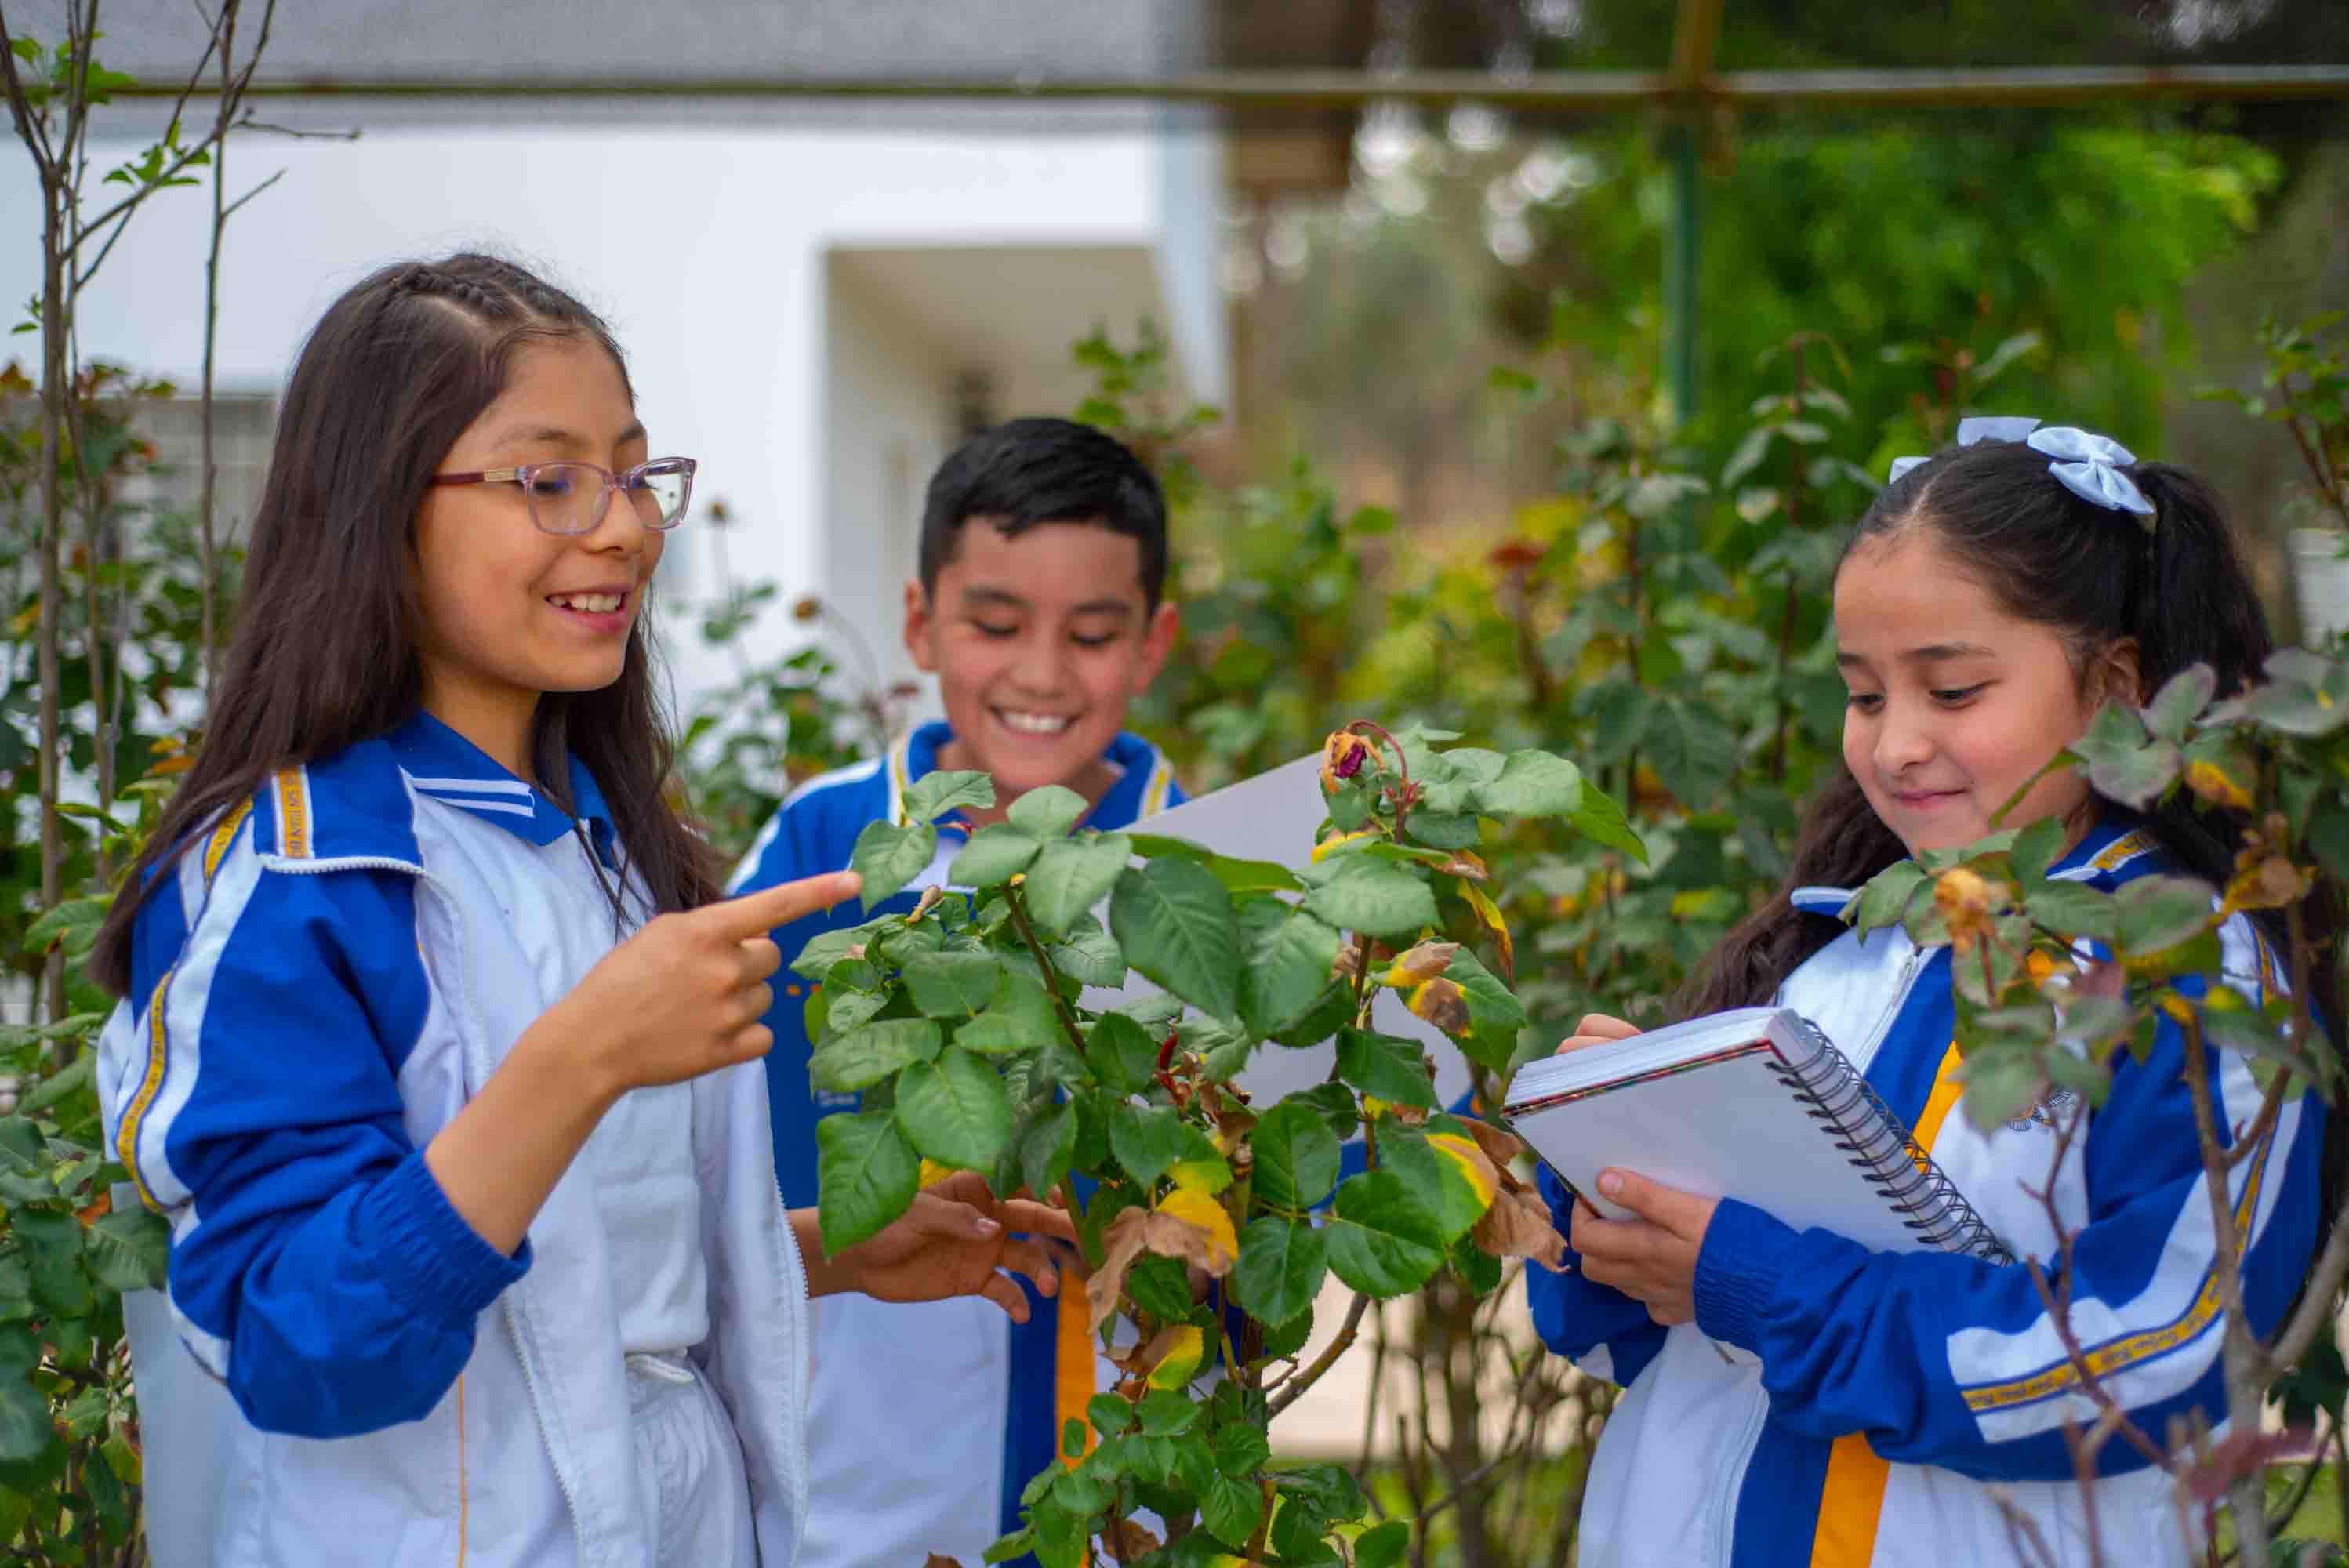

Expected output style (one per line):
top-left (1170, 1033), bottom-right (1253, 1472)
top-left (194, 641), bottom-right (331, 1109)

top-left (1765, 1016), bottom-right (2013, 1265)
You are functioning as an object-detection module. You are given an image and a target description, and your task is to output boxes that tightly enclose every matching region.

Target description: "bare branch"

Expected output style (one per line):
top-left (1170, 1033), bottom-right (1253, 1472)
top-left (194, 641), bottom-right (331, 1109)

top-left (234, 116), bottom-right (358, 141)
top-left (216, 163), bottom-right (280, 222)
top-left (1267, 1292), bottom-right (1372, 1417)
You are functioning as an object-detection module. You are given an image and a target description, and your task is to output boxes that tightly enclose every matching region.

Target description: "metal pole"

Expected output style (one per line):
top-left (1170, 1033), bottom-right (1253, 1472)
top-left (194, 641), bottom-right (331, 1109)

top-left (107, 64), bottom-right (2349, 111)
top-left (1665, 121), bottom-right (1701, 428)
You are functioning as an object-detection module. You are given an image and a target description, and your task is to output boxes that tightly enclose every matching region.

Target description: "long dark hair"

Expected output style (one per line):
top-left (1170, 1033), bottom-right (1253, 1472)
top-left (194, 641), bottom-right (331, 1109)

top-left (91, 253), bottom-right (723, 996)
top-left (1682, 435), bottom-right (2343, 1045)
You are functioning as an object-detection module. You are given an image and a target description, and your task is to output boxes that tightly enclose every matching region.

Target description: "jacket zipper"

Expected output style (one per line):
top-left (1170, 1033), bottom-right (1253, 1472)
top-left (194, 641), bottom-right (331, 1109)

top-left (1707, 931), bottom-right (1931, 1560)
top-left (278, 851), bottom-right (594, 1559)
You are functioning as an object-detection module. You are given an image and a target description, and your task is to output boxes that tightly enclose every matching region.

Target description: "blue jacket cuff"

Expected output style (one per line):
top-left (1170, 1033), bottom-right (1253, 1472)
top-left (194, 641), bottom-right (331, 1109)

top-left (359, 1151), bottom-right (530, 1325)
top-left (1693, 1197), bottom-right (1794, 1353)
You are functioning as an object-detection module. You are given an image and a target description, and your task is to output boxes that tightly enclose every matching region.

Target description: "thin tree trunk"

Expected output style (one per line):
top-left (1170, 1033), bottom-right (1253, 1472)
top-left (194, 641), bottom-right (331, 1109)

top-left (198, 1), bottom-right (238, 703)
top-left (35, 158), bottom-right (65, 1033)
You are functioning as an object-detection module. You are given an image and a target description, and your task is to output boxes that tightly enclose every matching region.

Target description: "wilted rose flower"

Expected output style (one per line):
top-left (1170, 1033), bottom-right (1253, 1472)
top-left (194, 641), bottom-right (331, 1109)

top-left (1320, 731), bottom-right (1372, 793)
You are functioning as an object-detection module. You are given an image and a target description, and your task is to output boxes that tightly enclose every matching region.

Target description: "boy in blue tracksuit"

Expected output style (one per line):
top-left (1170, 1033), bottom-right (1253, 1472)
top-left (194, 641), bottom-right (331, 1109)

top-left (730, 417), bottom-right (1184, 1564)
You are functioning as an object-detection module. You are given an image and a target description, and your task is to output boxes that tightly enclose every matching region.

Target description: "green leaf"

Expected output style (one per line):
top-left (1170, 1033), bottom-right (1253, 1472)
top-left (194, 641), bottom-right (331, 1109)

top-left (903, 768), bottom-right (995, 823)
top-left (2113, 875), bottom-right (2218, 957)
top-left (83, 1207), bottom-right (168, 1293)
top-left (1048, 917), bottom-right (1126, 987)
top-left (1335, 1028), bottom-right (1436, 1109)
top-left (789, 924), bottom-right (873, 981)
top-left (2144, 664), bottom-right (2216, 742)
top-left (1251, 1100), bottom-right (1342, 1211)
top-left (2010, 816), bottom-right (2068, 887)
top-left (1086, 1012), bottom-right (1161, 1097)
top-left (1015, 1102), bottom-right (1078, 1206)
top-left (949, 823), bottom-right (1044, 888)
top-left (1325, 1171), bottom-right (1447, 1298)
top-left (904, 951), bottom-right (1004, 1018)
top-left (0, 1332), bottom-right (51, 1466)
top-left (1356, 1519), bottom-right (1411, 1568)
top-left (1235, 1216), bottom-right (1327, 1325)
top-left (2022, 880), bottom-right (2120, 944)
top-left (1008, 785), bottom-right (1091, 838)
top-left (810, 1018), bottom-right (942, 1092)
top-left (1567, 780), bottom-right (1649, 864)
top-left (0, 1252), bottom-right (29, 1323)
top-left (13, 1050), bottom-right (92, 1120)
top-left (815, 1110), bottom-right (919, 1253)
top-left (897, 1048), bottom-right (1014, 1171)
top-left (851, 818), bottom-right (938, 908)
top-left (1473, 750), bottom-right (1583, 818)
top-left (1128, 833), bottom-right (1303, 893)
top-left (1239, 902), bottom-right (1343, 1037)
top-left (956, 969), bottom-right (1062, 1055)
top-left (14, 1210), bottom-right (90, 1317)
top-left (1302, 856), bottom-right (1439, 941)
top-left (22, 897), bottom-right (103, 960)
top-left (1110, 860), bottom-right (1243, 1022)
top-left (1958, 1051), bottom-right (2043, 1134)
top-left (1024, 833), bottom-right (1134, 935)
top-left (1136, 1388), bottom-right (1200, 1436)
top-left (1200, 1469), bottom-right (1265, 1548)
top-left (1378, 1123), bottom-right (1487, 1242)
top-left (1088, 1392), bottom-right (1137, 1437)
top-left (1850, 861), bottom-right (1927, 936)
top-left (1109, 1105), bottom-right (1224, 1192)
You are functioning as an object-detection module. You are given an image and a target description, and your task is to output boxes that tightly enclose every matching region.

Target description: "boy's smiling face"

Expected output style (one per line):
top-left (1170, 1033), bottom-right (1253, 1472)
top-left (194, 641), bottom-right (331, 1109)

top-left (905, 518), bottom-right (1178, 821)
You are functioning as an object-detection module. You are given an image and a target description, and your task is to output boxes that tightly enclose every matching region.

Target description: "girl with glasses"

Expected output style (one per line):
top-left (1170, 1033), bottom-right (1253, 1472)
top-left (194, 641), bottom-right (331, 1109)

top-left (86, 252), bottom-right (1071, 1566)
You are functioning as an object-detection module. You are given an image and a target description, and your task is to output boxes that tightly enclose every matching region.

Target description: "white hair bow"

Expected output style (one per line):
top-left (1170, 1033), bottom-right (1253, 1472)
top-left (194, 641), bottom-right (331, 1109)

top-left (1887, 415), bottom-right (2156, 519)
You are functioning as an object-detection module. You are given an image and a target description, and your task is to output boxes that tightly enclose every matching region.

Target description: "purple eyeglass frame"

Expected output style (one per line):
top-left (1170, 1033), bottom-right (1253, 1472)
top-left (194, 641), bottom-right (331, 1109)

top-left (428, 455), bottom-right (699, 535)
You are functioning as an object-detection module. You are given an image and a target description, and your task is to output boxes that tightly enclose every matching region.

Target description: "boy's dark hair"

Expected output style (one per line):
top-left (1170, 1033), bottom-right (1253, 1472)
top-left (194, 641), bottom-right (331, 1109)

top-left (92, 252), bottom-right (724, 996)
top-left (1679, 434), bottom-right (2347, 1232)
top-left (917, 417), bottom-right (1169, 609)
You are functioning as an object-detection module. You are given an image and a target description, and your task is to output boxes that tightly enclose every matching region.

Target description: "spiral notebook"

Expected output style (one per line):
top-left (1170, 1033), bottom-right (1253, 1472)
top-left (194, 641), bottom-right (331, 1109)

top-left (1501, 1006), bottom-right (2010, 1261)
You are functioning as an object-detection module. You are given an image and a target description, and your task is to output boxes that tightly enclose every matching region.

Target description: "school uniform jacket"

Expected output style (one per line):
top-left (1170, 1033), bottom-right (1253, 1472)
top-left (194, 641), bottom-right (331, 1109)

top-left (728, 719), bottom-right (1182, 1566)
top-left (1525, 818), bottom-right (2326, 1567)
top-left (96, 713), bottom-right (812, 1567)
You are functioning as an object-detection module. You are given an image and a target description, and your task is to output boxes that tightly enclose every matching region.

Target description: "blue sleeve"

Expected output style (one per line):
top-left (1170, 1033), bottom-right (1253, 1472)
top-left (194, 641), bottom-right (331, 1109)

top-left (1524, 1161), bottom-right (1672, 1388)
top-left (1690, 1011), bottom-right (2325, 1481)
top-left (118, 850), bottom-right (525, 1439)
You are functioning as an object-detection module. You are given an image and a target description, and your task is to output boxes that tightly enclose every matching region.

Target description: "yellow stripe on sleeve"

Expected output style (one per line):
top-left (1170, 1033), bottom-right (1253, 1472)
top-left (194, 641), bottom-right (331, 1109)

top-left (1055, 1284), bottom-right (1095, 1469)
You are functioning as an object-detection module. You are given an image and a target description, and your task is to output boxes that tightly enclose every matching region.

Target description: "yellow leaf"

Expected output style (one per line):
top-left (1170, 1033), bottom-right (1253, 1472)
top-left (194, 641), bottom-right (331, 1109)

top-left (1145, 1323), bottom-right (1206, 1391)
top-left (1312, 828), bottom-right (1377, 864)
top-left (1154, 1188), bottom-right (1238, 1270)
top-left (1407, 978), bottom-right (1472, 1036)
top-left (1425, 1132), bottom-right (1498, 1214)
top-left (918, 1158), bottom-right (959, 1189)
top-left (1460, 881), bottom-right (1514, 982)
top-left (2155, 991), bottom-right (2195, 1027)
top-left (2184, 759), bottom-right (2254, 812)
top-left (1168, 1153), bottom-right (1233, 1197)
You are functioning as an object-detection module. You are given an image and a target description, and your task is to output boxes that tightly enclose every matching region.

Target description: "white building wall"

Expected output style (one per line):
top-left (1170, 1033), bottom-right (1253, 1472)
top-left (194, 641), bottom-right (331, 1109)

top-left (819, 259), bottom-right (957, 698)
top-left (7, 118), bottom-right (1225, 710)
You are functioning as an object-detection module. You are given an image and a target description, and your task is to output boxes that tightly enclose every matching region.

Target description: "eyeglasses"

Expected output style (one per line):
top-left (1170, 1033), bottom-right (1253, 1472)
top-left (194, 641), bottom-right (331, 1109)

top-left (429, 456), bottom-right (698, 536)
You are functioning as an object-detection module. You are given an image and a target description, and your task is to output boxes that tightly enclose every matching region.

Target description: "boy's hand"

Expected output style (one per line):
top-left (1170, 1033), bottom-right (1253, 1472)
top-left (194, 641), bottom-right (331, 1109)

top-left (801, 1173), bottom-right (1080, 1323)
top-left (1569, 1169), bottom-right (1719, 1326)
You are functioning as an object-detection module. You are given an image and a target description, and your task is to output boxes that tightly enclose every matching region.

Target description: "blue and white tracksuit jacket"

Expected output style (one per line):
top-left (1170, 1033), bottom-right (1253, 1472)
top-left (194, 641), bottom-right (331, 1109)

top-left (96, 713), bottom-right (813, 1567)
top-left (728, 720), bottom-right (1182, 1566)
top-left (1527, 818), bottom-right (2327, 1567)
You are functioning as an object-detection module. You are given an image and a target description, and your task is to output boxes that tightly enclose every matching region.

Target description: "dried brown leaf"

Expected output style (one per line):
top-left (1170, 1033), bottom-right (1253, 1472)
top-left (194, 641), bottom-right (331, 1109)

top-left (1474, 1183), bottom-right (1568, 1272)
